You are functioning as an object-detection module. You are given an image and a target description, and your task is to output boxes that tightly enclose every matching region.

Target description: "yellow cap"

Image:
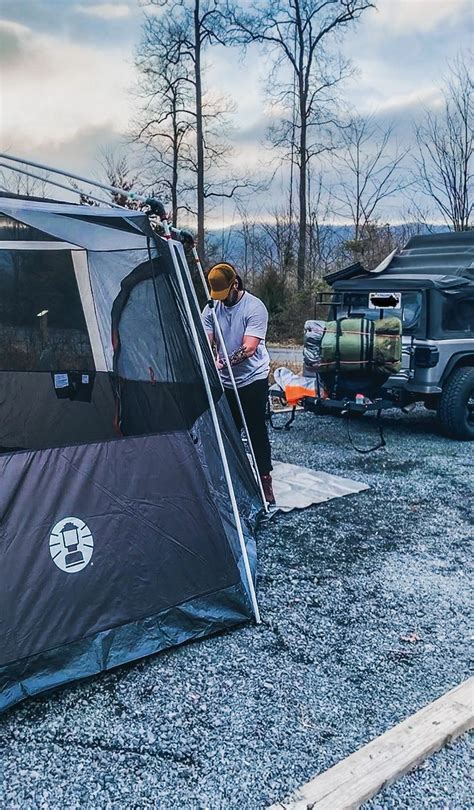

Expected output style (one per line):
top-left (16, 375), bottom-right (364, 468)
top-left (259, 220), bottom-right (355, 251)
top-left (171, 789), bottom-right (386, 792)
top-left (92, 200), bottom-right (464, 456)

top-left (207, 263), bottom-right (237, 300)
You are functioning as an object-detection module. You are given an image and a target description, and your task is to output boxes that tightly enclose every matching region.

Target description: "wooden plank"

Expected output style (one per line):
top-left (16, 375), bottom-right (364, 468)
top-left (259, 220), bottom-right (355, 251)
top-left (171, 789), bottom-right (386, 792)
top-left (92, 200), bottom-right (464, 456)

top-left (269, 678), bottom-right (474, 810)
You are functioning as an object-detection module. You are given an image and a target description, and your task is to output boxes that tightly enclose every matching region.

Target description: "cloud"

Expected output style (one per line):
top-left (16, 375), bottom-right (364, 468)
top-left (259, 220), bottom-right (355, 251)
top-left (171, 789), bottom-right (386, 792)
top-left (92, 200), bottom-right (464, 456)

top-left (0, 20), bottom-right (29, 66)
top-left (372, 0), bottom-right (472, 34)
top-left (374, 88), bottom-right (442, 116)
top-left (75, 3), bottom-right (131, 20)
top-left (0, 20), bottom-right (134, 153)
top-left (0, 0), bottom-right (470, 225)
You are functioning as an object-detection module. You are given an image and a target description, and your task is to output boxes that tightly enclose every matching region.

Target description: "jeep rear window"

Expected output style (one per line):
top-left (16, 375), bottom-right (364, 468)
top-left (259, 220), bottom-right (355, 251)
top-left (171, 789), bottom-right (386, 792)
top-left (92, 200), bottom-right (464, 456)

top-left (339, 291), bottom-right (422, 332)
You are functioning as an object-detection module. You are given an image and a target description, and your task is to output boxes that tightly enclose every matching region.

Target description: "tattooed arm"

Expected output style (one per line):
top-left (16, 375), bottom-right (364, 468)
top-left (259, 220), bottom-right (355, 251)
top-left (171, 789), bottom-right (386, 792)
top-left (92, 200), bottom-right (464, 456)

top-left (227, 335), bottom-right (261, 366)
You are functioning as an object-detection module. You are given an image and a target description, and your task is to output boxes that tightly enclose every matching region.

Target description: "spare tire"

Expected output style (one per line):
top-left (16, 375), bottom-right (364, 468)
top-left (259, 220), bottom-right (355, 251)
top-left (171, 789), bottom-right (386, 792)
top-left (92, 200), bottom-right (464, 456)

top-left (438, 367), bottom-right (474, 440)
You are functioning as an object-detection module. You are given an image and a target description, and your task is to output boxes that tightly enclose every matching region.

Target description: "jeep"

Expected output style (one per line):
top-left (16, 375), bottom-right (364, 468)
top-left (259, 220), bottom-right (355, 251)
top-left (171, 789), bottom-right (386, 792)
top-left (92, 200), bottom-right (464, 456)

top-left (305, 231), bottom-right (474, 440)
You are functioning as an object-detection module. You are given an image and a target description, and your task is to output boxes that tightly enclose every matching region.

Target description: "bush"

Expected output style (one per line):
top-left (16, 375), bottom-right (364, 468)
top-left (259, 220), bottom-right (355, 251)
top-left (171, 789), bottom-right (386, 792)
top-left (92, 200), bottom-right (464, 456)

top-left (251, 269), bottom-right (330, 343)
top-left (252, 267), bottom-right (288, 341)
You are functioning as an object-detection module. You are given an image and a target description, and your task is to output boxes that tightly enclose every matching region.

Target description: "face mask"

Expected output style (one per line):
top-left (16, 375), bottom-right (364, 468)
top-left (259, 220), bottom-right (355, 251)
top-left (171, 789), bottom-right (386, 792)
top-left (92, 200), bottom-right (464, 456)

top-left (224, 286), bottom-right (239, 306)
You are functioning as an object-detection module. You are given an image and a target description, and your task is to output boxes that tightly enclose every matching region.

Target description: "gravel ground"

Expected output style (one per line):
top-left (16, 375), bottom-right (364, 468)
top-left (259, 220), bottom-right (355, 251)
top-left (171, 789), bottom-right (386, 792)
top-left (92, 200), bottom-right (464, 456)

top-left (1, 406), bottom-right (472, 809)
top-left (365, 732), bottom-right (473, 809)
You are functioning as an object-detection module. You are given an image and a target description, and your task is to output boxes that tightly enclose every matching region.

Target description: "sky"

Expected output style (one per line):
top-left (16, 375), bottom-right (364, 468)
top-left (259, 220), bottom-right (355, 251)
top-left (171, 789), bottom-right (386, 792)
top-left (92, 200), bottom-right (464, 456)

top-left (0, 0), bottom-right (472, 225)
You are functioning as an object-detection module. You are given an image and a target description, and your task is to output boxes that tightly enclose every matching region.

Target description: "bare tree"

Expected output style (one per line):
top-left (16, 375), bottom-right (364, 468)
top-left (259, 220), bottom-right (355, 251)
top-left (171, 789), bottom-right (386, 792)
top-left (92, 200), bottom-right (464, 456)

top-left (260, 207), bottom-right (299, 277)
top-left (95, 148), bottom-right (140, 208)
top-left (133, 14), bottom-right (197, 224)
top-left (191, 0), bottom-right (224, 258)
top-left (139, 0), bottom-right (247, 261)
top-left (331, 114), bottom-right (409, 254)
top-left (266, 48), bottom-right (350, 282)
top-left (231, 0), bottom-right (374, 288)
top-left (414, 53), bottom-right (473, 231)
top-left (237, 204), bottom-right (262, 286)
top-left (307, 168), bottom-right (340, 280)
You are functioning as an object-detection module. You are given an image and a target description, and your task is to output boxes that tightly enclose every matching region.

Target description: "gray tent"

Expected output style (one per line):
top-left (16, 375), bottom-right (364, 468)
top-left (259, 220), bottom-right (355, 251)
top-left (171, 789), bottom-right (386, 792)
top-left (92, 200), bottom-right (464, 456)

top-left (0, 196), bottom-right (261, 711)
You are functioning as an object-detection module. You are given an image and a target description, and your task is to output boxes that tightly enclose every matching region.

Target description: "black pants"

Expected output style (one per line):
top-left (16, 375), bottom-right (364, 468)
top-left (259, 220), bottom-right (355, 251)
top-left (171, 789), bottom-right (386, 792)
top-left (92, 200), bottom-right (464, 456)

top-left (225, 378), bottom-right (272, 476)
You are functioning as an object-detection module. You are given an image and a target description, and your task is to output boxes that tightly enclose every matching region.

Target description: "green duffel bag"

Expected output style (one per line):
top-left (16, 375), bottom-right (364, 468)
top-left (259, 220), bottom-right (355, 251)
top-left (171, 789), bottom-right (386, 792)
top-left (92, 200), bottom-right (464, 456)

top-left (320, 317), bottom-right (402, 376)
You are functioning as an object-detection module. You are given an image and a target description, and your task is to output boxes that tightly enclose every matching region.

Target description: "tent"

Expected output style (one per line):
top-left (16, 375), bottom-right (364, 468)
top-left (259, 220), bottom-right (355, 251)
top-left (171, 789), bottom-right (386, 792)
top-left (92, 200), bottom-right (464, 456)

top-left (0, 195), bottom-right (261, 712)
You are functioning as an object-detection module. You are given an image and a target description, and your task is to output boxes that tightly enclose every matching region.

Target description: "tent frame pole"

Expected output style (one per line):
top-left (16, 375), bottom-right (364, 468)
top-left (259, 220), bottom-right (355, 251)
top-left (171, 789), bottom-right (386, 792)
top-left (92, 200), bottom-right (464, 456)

top-left (164, 233), bottom-right (261, 624)
top-left (0, 152), bottom-right (141, 203)
top-left (0, 162), bottom-right (122, 208)
top-left (0, 152), bottom-right (167, 219)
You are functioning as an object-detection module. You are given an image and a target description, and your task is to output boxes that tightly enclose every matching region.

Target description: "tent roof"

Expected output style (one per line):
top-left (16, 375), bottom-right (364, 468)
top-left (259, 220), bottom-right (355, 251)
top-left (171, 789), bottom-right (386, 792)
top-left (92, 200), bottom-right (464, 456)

top-left (0, 196), bottom-right (155, 251)
top-left (330, 231), bottom-right (474, 290)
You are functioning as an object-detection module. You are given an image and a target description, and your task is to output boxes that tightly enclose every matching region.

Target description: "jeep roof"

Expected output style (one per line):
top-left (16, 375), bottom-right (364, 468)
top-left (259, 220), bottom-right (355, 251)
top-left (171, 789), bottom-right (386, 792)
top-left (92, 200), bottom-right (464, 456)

top-left (326, 231), bottom-right (474, 291)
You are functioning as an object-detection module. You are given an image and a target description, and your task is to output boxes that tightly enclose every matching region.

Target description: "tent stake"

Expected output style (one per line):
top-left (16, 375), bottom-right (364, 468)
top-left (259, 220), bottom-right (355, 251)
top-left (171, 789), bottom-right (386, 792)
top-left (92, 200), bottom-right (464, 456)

top-left (165, 237), bottom-right (261, 624)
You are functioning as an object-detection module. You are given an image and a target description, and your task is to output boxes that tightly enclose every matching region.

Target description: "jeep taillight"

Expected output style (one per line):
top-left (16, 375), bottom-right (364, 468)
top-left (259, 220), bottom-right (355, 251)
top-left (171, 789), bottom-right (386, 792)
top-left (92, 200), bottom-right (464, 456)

top-left (414, 346), bottom-right (439, 368)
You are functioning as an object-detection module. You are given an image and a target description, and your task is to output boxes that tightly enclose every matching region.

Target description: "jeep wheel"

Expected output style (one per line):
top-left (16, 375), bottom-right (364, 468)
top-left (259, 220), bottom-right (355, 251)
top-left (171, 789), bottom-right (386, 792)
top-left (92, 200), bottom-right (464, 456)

top-left (438, 367), bottom-right (474, 440)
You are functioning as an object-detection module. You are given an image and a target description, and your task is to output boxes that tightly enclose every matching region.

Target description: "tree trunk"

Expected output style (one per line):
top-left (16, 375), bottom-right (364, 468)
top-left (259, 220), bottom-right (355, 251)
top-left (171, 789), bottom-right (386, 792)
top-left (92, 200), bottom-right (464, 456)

top-left (297, 100), bottom-right (307, 290)
top-left (171, 95), bottom-right (178, 227)
top-left (295, 0), bottom-right (306, 292)
top-left (194, 0), bottom-right (205, 263)
top-left (355, 140), bottom-right (361, 241)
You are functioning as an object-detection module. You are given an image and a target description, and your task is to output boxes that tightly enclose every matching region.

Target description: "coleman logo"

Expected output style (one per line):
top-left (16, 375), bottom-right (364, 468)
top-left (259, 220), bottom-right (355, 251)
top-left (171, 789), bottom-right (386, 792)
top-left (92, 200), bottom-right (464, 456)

top-left (49, 517), bottom-right (94, 573)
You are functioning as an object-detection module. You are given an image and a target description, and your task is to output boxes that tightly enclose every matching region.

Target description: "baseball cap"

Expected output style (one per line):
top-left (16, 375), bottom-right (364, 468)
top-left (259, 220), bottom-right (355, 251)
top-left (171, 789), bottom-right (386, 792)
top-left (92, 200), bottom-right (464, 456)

top-left (207, 263), bottom-right (237, 300)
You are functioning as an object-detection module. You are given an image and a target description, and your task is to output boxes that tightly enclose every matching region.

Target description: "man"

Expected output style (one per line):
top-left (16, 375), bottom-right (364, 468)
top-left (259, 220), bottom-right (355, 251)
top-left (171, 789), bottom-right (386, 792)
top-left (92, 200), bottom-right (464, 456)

top-left (202, 262), bottom-right (275, 505)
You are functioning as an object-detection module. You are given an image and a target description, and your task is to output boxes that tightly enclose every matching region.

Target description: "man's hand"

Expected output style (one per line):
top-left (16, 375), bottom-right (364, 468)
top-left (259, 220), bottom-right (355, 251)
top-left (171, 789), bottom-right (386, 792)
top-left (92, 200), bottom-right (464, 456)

top-left (214, 336), bottom-right (261, 372)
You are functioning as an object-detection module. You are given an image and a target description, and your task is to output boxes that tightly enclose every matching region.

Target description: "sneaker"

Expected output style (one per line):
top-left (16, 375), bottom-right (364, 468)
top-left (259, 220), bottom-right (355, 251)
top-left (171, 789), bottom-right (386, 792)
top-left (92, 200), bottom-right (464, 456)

top-left (261, 473), bottom-right (276, 505)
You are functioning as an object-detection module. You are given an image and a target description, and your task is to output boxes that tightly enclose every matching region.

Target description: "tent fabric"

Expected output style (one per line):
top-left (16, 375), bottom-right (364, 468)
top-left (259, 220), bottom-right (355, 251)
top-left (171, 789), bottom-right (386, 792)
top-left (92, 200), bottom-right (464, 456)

top-left (87, 249), bottom-right (157, 369)
top-left (0, 371), bottom-right (116, 451)
top-left (1, 585), bottom-right (249, 711)
top-left (0, 199), bottom-right (261, 711)
top-left (1, 434), bottom-right (244, 665)
top-left (0, 199), bottom-right (151, 251)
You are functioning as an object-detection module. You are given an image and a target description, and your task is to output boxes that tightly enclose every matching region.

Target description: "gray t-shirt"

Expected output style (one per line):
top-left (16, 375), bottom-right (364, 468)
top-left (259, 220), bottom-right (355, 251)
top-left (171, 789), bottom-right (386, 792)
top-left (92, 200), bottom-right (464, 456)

top-left (202, 291), bottom-right (270, 388)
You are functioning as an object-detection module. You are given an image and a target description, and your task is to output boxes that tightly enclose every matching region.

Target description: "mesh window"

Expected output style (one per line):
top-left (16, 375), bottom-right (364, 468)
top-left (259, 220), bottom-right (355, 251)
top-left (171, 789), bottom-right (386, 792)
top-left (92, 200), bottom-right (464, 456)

top-left (0, 249), bottom-right (94, 371)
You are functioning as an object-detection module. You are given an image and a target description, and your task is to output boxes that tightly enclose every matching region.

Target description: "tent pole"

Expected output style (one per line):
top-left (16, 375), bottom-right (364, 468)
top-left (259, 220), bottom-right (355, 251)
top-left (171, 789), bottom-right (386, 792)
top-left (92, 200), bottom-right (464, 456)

top-left (0, 162), bottom-right (122, 208)
top-left (0, 152), bottom-right (167, 218)
top-left (167, 227), bottom-right (268, 513)
top-left (0, 152), bottom-right (135, 200)
top-left (164, 234), bottom-right (261, 624)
